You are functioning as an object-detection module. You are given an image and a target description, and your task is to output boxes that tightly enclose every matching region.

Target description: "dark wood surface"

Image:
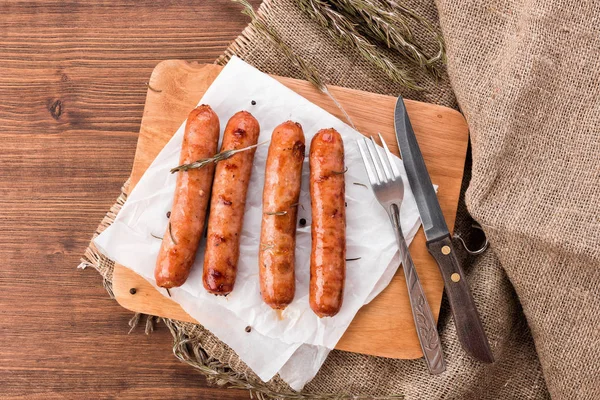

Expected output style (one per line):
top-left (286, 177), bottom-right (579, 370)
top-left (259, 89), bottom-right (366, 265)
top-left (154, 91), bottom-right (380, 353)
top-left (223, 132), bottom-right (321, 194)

top-left (0, 1), bottom-right (259, 398)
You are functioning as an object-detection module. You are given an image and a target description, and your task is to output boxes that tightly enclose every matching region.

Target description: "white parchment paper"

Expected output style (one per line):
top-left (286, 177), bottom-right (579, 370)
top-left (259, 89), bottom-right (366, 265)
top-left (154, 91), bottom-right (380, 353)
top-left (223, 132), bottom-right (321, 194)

top-left (94, 57), bottom-right (425, 387)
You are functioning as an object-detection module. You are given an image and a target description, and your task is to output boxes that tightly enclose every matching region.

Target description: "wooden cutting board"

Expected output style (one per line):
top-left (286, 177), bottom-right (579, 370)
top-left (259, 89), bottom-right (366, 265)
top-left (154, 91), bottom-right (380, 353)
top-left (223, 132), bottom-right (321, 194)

top-left (112, 60), bottom-right (468, 359)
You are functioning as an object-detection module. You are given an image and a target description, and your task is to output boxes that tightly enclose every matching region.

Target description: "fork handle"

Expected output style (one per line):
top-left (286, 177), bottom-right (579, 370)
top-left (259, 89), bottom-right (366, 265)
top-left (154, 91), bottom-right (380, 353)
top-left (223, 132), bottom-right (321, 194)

top-left (427, 235), bottom-right (494, 363)
top-left (389, 205), bottom-right (446, 374)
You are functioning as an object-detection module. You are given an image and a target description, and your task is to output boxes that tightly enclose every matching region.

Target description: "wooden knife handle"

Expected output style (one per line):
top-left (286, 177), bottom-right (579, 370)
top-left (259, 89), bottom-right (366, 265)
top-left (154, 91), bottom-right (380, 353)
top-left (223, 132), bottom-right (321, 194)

top-left (427, 235), bottom-right (494, 363)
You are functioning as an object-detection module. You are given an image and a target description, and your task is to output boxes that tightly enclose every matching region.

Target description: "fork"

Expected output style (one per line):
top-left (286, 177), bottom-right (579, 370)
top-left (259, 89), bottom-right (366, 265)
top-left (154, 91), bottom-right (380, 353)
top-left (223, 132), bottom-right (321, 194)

top-left (357, 134), bottom-right (446, 375)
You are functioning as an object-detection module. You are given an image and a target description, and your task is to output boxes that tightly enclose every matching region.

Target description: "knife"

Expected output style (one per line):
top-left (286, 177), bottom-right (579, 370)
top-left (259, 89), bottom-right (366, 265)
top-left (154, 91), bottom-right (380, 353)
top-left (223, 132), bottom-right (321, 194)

top-left (394, 97), bottom-right (494, 363)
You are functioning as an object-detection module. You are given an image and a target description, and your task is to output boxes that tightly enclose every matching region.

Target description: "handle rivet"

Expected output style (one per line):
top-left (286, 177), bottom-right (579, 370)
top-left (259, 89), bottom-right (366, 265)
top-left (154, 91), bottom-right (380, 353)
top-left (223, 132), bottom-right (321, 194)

top-left (451, 273), bottom-right (460, 282)
top-left (441, 245), bottom-right (451, 255)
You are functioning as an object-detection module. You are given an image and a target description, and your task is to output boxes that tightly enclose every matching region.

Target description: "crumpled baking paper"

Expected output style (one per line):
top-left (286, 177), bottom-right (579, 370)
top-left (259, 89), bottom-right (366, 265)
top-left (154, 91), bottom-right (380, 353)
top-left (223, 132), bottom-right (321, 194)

top-left (94, 56), bottom-right (424, 389)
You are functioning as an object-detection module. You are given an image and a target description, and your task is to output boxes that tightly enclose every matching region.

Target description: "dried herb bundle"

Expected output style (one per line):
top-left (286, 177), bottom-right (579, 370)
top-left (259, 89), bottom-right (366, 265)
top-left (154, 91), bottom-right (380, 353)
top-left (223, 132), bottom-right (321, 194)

top-left (164, 317), bottom-right (404, 399)
top-left (264, 210), bottom-right (288, 216)
top-left (295, 0), bottom-right (444, 89)
top-left (295, 0), bottom-right (418, 89)
top-left (329, 0), bottom-right (445, 77)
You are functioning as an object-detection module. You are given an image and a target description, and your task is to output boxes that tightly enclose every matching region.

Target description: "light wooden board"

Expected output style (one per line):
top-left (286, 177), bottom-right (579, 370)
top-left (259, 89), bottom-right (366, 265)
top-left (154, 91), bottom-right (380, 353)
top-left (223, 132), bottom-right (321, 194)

top-left (113, 60), bottom-right (469, 359)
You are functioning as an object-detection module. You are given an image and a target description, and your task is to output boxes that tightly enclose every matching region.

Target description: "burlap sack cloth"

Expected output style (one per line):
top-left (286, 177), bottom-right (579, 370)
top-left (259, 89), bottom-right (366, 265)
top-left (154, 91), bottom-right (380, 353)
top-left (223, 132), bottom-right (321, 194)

top-left (81, 0), bottom-right (600, 398)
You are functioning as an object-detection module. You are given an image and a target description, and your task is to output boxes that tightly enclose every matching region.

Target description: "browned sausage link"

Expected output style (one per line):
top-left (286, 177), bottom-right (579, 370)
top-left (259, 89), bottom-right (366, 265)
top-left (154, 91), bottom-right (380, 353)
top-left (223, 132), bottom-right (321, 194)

top-left (203, 111), bottom-right (260, 295)
top-left (154, 105), bottom-right (220, 288)
top-left (309, 128), bottom-right (346, 317)
top-left (259, 121), bottom-right (305, 309)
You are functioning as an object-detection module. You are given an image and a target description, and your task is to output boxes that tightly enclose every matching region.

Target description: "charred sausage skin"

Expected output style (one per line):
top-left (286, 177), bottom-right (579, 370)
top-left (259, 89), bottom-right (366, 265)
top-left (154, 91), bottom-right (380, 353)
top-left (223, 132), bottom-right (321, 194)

top-left (155, 105), bottom-right (220, 288)
top-left (203, 111), bottom-right (260, 295)
top-left (259, 121), bottom-right (305, 309)
top-left (309, 128), bottom-right (346, 317)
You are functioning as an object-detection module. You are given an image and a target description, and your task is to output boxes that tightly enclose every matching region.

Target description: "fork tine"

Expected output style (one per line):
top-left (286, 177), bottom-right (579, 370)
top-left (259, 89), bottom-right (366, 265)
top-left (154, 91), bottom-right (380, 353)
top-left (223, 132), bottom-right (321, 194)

top-left (357, 139), bottom-right (379, 185)
top-left (365, 136), bottom-right (387, 182)
top-left (370, 136), bottom-right (392, 180)
top-left (378, 133), bottom-right (401, 178)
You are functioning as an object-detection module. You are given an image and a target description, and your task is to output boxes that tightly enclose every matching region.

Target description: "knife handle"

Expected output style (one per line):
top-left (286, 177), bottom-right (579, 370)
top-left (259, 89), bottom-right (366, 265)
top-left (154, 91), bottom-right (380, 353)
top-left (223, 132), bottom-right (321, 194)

top-left (426, 235), bottom-right (494, 363)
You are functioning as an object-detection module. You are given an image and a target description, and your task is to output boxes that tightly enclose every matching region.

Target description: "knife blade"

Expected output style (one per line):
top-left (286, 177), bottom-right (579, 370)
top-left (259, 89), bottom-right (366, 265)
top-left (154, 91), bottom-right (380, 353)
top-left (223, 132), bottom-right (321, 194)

top-left (394, 96), bottom-right (494, 363)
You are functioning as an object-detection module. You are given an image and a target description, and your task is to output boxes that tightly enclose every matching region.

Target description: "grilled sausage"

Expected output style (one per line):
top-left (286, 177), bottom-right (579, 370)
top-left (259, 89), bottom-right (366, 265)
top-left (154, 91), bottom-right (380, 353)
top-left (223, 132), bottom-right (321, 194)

top-left (259, 121), bottom-right (305, 309)
top-left (309, 128), bottom-right (346, 317)
top-left (155, 105), bottom-right (220, 288)
top-left (203, 111), bottom-right (260, 295)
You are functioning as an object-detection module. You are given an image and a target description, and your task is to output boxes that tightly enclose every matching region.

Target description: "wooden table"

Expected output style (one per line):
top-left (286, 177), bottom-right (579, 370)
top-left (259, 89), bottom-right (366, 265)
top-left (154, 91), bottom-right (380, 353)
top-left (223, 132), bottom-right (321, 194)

top-left (0, 1), bottom-right (259, 398)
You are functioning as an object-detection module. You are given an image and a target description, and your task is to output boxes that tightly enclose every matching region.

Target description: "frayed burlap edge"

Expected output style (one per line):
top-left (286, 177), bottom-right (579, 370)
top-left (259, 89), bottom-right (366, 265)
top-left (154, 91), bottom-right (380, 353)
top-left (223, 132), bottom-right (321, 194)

top-left (79, 179), bottom-right (404, 400)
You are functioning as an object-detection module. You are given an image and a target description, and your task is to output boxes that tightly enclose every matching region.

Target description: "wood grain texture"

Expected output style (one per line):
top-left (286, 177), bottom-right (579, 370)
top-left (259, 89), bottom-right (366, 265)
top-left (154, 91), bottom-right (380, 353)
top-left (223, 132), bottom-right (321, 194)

top-left (111, 62), bottom-right (469, 359)
top-left (0, 1), bottom-right (260, 399)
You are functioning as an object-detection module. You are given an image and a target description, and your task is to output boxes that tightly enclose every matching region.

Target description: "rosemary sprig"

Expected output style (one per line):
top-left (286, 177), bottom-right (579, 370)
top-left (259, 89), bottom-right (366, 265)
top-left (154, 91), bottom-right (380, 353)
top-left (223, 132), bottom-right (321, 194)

top-left (295, 0), bottom-right (421, 90)
top-left (329, 0), bottom-right (445, 77)
top-left (171, 141), bottom-right (268, 173)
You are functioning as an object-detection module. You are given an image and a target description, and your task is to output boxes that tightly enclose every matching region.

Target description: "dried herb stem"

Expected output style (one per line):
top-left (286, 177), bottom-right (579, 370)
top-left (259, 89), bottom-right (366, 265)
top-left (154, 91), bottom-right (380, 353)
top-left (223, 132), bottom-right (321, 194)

top-left (322, 85), bottom-right (356, 129)
top-left (383, 0), bottom-right (446, 66)
top-left (171, 140), bottom-right (268, 173)
top-left (145, 82), bottom-right (163, 93)
top-left (331, 166), bottom-right (349, 175)
top-left (346, 257), bottom-right (362, 261)
top-left (151, 233), bottom-right (163, 240)
top-left (264, 211), bottom-right (288, 216)
top-left (168, 222), bottom-right (177, 245)
top-left (264, 202), bottom-right (304, 216)
top-left (353, 182), bottom-right (369, 188)
top-left (291, 202), bottom-right (305, 210)
top-left (232, 0), bottom-right (357, 129)
top-left (233, 0), bottom-right (325, 90)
